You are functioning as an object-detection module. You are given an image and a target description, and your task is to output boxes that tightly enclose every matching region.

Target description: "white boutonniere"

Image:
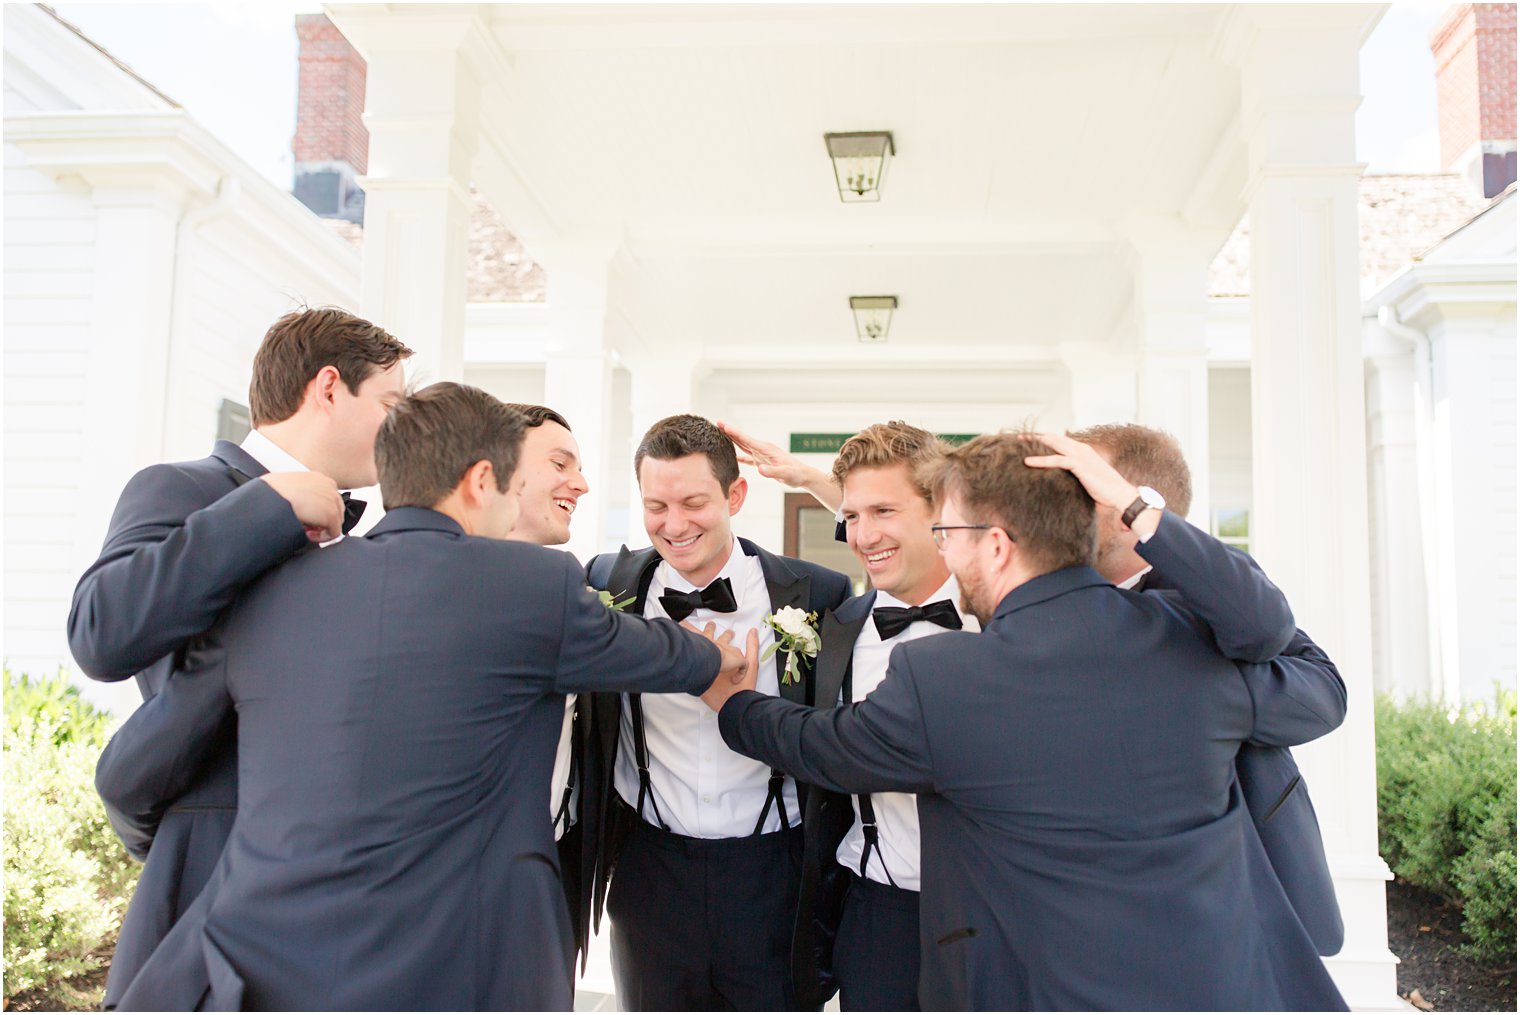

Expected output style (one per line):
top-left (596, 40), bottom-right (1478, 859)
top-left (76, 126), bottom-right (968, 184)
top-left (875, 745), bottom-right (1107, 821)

top-left (590, 587), bottom-right (635, 612)
top-left (762, 605), bottom-right (821, 686)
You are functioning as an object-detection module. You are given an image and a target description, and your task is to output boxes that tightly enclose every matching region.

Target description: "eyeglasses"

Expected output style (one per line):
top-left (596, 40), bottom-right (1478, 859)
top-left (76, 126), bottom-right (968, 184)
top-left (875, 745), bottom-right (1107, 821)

top-left (930, 524), bottom-right (1010, 549)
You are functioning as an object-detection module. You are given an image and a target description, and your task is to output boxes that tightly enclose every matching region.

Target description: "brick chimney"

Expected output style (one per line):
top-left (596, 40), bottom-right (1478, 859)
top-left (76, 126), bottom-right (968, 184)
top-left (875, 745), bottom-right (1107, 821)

top-left (1430, 3), bottom-right (1517, 199)
top-left (293, 14), bottom-right (368, 223)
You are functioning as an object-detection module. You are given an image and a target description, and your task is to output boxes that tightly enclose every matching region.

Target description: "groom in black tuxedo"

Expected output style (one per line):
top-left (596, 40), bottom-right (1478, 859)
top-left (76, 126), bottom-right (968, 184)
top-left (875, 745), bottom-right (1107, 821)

top-left (584, 414), bottom-right (850, 1010)
top-left (72, 308), bottom-right (411, 1008)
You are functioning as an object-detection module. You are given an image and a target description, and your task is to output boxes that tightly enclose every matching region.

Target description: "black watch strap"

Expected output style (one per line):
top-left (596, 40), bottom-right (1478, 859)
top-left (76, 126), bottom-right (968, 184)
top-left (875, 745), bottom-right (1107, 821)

top-left (1121, 496), bottom-right (1153, 529)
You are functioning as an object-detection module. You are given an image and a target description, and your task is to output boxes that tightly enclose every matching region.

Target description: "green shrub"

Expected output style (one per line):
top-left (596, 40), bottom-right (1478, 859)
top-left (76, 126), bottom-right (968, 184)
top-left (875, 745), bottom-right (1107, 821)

top-left (1376, 689), bottom-right (1517, 967)
top-left (3, 670), bottom-right (137, 1002)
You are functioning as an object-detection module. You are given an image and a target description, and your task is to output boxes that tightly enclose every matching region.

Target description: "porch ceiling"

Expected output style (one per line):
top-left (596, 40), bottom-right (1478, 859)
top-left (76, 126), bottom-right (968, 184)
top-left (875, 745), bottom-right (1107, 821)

top-left (337, 4), bottom-right (1255, 355)
top-left (474, 4), bottom-right (1242, 238)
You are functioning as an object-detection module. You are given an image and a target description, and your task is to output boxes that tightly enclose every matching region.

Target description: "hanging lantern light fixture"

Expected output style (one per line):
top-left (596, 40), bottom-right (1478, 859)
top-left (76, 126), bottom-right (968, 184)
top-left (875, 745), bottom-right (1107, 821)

top-left (850, 296), bottom-right (897, 342)
top-left (824, 131), bottom-right (895, 202)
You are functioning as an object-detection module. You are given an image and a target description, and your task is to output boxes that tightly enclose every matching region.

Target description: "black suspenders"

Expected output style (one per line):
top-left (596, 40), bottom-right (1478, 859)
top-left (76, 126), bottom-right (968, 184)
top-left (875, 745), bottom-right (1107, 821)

top-left (846, 673), bottom-right (898, 887)
top-left (554, 704), bottom-right (578, 838)
top-left (627, 696), bottom-right (791, 837)
top-left (627, 694), bottom-right (671, 832)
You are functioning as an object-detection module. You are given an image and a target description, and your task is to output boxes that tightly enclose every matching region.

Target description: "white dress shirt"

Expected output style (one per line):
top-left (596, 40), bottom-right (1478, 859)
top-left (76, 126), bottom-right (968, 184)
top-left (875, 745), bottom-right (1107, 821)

top-left (614, 537), bottom-right (798, 838)
top-left (241, 428), bottom-right (308, 474)
top-left (834, 575), bottom-right (978, 891)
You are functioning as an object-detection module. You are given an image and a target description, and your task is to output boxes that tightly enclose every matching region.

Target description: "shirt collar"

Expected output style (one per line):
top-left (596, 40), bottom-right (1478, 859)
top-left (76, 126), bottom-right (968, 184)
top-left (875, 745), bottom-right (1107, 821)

top-left (873, 573), bottom-right (963, 614)
top-left (658, 535), bottom-right (744, 594)
top-left (240, 429), bottom-right (309, 475)
top-left (1116, 565), bottom-right (1153, 591)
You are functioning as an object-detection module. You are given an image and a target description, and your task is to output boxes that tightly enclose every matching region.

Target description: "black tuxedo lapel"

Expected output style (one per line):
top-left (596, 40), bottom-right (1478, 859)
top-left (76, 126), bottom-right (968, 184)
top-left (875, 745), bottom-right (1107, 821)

top-left (592, 546), bottom-right (661, 769)
top-left (815, 593), bottom-right (874, 708)
top-left (746, 539), bottom-right (813, 706)
top-left (606, 545), bottom-right (661, 613)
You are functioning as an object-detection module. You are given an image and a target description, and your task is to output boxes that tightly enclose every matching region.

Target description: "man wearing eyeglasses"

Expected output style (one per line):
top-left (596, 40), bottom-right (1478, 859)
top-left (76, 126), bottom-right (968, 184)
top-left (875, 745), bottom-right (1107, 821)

top-left (701, 431), bottom-right (1347, 1011)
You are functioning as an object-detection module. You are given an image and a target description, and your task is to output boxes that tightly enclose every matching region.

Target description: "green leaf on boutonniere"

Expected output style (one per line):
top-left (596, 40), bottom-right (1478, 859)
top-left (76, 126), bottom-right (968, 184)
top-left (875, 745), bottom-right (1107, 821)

top-left (762, 606), bottom-right (820, 685)
top-left (593, 588), bottom-right (635, 612)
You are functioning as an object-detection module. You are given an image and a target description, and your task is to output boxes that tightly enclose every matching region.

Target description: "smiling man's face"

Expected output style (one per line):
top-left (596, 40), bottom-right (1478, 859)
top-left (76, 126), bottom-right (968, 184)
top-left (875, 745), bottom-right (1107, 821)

top-left (507, 420), bottom-right (588, 547)
top-left (841, 463), bottom-right (947, 606)
top-left (639, 452), bottom-right (746, 588)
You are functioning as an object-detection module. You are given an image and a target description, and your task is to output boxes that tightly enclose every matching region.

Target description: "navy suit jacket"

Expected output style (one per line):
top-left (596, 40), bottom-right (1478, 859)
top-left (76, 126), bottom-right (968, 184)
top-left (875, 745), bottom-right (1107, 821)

top-left (114, 508), bottom-right (721, 1011)
top-left (721, 514), bottom-right (1348, 1011)
top-left (1137, 572), bottom-right (1347, 955)
top-left (583, 538), bottom-right (851, 937)
top-left (67, 441), bottom-right (307, 1008)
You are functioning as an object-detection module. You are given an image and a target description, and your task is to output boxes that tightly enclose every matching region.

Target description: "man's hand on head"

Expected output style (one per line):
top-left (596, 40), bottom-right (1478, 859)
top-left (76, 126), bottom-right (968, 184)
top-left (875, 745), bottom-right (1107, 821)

top-left (716, 421), bottom-right (841, 513)
top-left (683, 620), bottom-right (759, 711)
top-left (261, 472), bottom-right (344, 542)
top-left (1025, 432), bottom-right (1162, 539)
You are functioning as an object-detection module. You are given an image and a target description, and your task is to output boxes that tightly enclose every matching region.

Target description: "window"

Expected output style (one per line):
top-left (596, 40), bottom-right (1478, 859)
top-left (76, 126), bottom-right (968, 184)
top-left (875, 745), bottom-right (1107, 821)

top-left (218, 399), bottom-right (251, 443)
top-left (1212, 508), bottom-right (1249, 554)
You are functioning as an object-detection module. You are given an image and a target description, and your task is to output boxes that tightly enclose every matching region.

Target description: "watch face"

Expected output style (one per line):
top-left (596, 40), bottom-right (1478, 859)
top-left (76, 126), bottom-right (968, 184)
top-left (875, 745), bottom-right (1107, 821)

top-left (1138, 485), bottom-right (1166, 510)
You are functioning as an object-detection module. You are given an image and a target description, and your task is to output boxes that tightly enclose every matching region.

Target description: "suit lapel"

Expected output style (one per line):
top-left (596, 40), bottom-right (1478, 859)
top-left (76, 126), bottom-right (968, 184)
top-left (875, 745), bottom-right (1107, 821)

top-left (593, 546), bottom-right (661, 767)
top-left (605, 545), bottom-right (661, 613)
top-left (745, 540), bottom-right (813, 706)
top-left (815, 593), bottom-right (873, 708)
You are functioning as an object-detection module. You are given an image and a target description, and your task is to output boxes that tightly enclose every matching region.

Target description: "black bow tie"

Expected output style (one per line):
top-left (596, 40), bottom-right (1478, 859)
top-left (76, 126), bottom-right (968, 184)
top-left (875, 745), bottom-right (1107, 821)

top-left (341, 492), bottom-right (367, 535)
top-left (872, 599), bottom-right (963, 640)
top-left (659, 577), bottom-right (738, 622)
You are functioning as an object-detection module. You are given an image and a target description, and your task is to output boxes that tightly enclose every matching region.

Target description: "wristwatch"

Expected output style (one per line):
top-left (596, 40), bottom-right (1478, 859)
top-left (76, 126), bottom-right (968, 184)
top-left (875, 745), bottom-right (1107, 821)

top-left (1121, 486), bottom-right (1166, 529)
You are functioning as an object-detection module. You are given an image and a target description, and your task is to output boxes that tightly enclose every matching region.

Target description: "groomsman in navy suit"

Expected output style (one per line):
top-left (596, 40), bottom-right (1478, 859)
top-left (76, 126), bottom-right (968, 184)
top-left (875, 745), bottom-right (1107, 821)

top-left (584, 414), bottom-right (850, 1010)
top-left (705, 431), bottom-right (1348, 1010)
top-left (114, 384), bottom-right (753, 1011)
top-left (72, 308), bottom-right (411, 1008)
top-left (1070, 423), bottom-right (1345, 955)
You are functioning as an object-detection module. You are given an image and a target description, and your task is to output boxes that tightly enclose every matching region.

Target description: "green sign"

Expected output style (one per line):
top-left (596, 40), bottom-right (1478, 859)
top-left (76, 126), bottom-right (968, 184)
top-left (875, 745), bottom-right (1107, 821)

top-left (789, 432), bottom-right (979, 454)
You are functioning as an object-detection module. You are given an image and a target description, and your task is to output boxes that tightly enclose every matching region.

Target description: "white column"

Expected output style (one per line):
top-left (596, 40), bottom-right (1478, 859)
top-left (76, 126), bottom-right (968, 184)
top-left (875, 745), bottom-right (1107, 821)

top-left (1362, 319), bottom-right (1439, 700)
top-left (340, 13), bottom-right (488, 383)
top-left (1132, 221), bottom-right (1214, 526)
top-left (540, 244), bottom-right (618, 563)
top-left (1060, 342), bottom-right (1137, 427)
top-left (1231, 8), bottom-right (1399, 1007)
top-left (69, 174), bottom-right (196, 716)
top-left (1410, 296), bottom-right (1519, 702)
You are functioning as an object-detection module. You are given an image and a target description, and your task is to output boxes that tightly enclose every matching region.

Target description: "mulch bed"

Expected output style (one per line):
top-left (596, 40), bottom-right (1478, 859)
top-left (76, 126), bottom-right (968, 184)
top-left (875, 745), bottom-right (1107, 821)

top-left (1386, 876), bottom-right (1516, 1012)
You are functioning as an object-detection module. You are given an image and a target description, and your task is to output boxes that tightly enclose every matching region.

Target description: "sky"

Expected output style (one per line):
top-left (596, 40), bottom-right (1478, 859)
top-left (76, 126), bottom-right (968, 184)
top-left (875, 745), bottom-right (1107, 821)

top-left (49, 2), bottom-right (1451, 192)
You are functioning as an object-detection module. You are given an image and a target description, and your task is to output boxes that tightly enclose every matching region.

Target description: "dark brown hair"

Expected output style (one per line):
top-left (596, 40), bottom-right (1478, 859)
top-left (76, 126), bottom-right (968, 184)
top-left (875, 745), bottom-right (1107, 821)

top-left (248, 307), bottom-right (412, 426)
top-left (634, 414), bottom-right (740, 491)
top-left (375, 383), bottom-right (526, 510)
top-left (504, 404), bottom-right (571, 431)
top-left (925, 431), bottom-right (1096, 573)
top-left (831, 421), bottom-right (948, 500)
top-left (1069, 424), bottom-right (1193, 516)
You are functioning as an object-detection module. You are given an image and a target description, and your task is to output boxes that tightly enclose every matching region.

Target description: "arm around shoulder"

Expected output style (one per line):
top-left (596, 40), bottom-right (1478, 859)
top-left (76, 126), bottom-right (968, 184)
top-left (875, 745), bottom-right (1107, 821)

top-left (68, 467), bottom-right (307, 680)
top-left (1137, 512), bottom-right (1294, 663)
top-left (1240, 628), bottom-right (1347, 747)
